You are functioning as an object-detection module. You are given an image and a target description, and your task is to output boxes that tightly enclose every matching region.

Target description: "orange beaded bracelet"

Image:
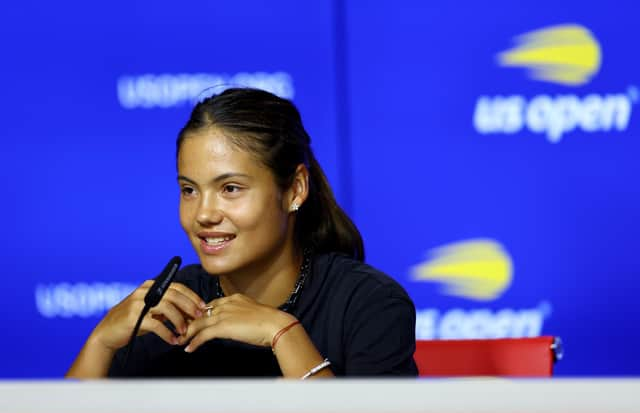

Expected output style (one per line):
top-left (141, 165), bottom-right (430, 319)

top-left (271, 320), bottom-right (301, 352)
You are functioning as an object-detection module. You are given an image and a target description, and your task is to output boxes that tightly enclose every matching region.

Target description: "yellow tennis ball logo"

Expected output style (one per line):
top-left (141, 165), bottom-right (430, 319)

top-left (497, 24), bottom-right (601, 86)
top-left (411, 239), bottom-right (513, 301)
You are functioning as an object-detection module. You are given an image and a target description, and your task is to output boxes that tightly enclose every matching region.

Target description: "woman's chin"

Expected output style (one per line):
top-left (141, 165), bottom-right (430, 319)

top-left (199, 256), bottom-right (236, 276)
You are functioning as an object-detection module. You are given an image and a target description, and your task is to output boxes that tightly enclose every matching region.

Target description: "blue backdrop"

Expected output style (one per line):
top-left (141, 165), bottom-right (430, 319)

top-left (1, 0), bottom-right (638, 377)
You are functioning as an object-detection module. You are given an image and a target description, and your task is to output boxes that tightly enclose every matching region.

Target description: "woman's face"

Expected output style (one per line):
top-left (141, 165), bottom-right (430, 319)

top-left (177, 129), bottom-right (293, 276)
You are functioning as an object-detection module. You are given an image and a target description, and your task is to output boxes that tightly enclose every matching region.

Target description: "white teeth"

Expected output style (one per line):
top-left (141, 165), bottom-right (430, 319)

top-left (204, 236), bottom-right (232, 245)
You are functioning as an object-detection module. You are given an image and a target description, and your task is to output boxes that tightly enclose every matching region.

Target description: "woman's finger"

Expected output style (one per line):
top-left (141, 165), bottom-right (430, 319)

top-left (136, 281), bottom-right (204, 314)
top-left (141, 316), bottom-right (179, 346)
top-left (181, 303), bottom-right (227, 342)
top-left (150, 300), bottom-right (189, 336)
top-left (178, 293), bottom-right (279, 349)
top-left (184, 324), bottom-right (226, 353)
top-left (203, 293), bottom-right (244, 310)
top-left (169, 283), bottom-right (207, 309)
top-left (178, 296), bottom-right (232, 340)
top-left (163, 288), bottom-right (204, 320)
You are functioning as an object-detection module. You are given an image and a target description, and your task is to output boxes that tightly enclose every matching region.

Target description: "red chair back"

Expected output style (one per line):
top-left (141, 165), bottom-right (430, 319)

top-left (414, 336), bottom-right (561, 377)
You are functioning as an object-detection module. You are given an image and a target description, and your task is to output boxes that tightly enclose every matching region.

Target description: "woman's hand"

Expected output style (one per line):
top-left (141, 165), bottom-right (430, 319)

top-left (92, 280), bottom-right (207, 352)
top-left (180, 293), bottom-right (296, 353)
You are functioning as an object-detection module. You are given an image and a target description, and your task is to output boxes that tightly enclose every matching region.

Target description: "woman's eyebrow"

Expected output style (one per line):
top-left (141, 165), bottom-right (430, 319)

top-left (177, 175), bottom-right (197, 185)
top-left (177, 173), bottom-right (250, 185)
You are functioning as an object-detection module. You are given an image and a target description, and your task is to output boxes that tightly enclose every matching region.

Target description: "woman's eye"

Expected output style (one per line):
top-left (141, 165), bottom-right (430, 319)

top-left (181, 187), bottom-right (195, 196)
top-left (223, 184), bottom-right (242, 194)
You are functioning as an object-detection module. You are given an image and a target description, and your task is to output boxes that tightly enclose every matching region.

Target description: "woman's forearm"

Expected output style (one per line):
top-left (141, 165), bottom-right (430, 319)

top-left (65, 333), bottom-right (116, 379)
top-left (272, 323), bottom-right (335, 379)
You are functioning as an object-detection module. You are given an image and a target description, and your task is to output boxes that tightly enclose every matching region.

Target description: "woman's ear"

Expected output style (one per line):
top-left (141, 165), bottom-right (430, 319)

top-left (286, 164), bottom-right (309, 212)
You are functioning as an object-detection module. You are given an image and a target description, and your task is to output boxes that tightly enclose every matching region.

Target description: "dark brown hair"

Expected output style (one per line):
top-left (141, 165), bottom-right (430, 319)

top-left (176, 88), bottom-right (364, 260)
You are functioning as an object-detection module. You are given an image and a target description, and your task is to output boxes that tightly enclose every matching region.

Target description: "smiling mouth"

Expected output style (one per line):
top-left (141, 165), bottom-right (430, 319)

top-left (201, 235), bottom-right (236, 245)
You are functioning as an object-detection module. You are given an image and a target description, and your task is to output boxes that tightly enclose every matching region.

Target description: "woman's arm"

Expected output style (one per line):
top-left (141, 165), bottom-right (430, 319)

top-left (66, 331), bottom-right (118, 378)
top-left (66, 280), bottom-right (206, 378)
top-left (269, 315), bottom-right (335, 379)
top-left (181, 294), bottom-right (334, 379)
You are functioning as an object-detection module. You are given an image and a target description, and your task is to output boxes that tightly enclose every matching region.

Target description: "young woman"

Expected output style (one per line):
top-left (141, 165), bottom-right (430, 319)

top-left (66, 88), bottom-right (417, 378)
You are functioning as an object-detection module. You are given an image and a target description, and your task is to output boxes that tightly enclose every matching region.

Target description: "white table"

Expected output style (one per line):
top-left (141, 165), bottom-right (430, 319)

top-left (1, 379), bottom-right (638, 413)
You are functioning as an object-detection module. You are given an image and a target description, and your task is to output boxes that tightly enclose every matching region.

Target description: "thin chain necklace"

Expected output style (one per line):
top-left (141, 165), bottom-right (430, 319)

top-left (213, 249), bottom-right (312, 313)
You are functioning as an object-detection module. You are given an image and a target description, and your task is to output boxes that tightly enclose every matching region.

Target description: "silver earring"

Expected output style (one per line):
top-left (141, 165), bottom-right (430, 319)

top-left (290, 203), bottom-right (299, 212)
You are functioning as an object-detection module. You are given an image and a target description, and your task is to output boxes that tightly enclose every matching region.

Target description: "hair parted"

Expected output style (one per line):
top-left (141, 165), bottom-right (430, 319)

top-left (176, 87), bottom-right (364, 261)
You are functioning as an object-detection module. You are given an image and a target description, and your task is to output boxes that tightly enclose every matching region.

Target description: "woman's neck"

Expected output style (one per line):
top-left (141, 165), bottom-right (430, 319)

top-left (217, 245), bottom-right (302, 308)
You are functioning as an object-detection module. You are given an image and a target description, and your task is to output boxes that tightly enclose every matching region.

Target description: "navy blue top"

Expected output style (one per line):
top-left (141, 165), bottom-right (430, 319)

top-left (108, 252), bottom-right (418, 377)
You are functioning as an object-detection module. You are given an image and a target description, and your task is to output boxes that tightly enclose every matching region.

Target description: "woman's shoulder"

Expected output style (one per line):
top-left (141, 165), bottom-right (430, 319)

top-left (312, 252), bottom-right (412, 301)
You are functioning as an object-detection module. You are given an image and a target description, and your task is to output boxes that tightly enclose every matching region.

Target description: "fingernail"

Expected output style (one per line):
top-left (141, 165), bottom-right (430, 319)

top-left (199, 301), bottom-right (207, 309)
top-left (184, 345), bottom-right (192, 353)
top-left (180, 326), bottom-right (186, 335)
top-left (195, 310), bottom-right (203, 318)
top-left (172, 337), bottom-right (179, 345)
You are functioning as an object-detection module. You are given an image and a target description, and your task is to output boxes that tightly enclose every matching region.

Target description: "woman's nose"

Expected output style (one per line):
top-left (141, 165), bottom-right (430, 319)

top-left (196, 193), bottom-right (223, 226)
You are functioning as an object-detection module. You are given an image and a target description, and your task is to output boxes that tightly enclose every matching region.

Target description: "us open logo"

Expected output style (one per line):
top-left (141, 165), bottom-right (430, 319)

top-left (410, 239), bottom-right (551, 340)
top-left (473, 23), bottom-right (637, 143)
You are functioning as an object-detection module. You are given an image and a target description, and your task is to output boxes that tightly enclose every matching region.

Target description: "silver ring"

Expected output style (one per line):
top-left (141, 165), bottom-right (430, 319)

top-left (205, 305), bottom-right (213, 317)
